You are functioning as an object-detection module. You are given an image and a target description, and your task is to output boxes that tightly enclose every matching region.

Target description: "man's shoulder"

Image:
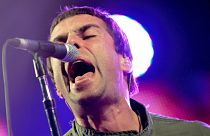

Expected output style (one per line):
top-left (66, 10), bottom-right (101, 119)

top-left (150, 113), bottom-right (210, 136)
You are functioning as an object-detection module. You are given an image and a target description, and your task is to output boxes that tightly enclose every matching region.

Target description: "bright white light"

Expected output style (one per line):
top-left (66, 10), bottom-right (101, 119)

top-left (111, 14), bottom-right (154, 77)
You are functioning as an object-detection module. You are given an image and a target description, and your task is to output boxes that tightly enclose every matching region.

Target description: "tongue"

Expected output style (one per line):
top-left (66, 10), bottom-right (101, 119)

top-left (74, 72), bottom-right (94, 83)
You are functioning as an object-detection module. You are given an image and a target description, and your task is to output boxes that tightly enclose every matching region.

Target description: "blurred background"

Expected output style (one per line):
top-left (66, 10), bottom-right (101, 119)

top-left (0, 0), bottom-right (210, 135)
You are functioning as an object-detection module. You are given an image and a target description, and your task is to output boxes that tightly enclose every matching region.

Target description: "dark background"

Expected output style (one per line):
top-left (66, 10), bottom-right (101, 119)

top-left (0, 0), bottom-right (210, 135)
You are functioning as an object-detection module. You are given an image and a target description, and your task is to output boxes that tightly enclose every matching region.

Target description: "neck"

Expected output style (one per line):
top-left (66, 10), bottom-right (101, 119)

top-left (72, 97), bottom-right (140, 132)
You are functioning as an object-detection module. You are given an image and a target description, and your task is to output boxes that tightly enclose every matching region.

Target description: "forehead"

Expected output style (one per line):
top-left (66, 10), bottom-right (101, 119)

top-left (50, 14), bottom-right (108, 39)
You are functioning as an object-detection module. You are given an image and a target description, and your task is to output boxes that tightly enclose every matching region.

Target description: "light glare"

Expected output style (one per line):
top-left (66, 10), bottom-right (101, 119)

top-left (111, 14), bottom-right (154, 77)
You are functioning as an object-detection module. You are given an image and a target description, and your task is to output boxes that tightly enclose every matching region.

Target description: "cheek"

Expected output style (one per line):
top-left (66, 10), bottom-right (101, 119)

top-left (92, 37), bottom-right (116, 60)
top-left (96, 46), bottom-right (120, 73)
top-left (87, 35), bottom-right (120, 73)
top-left (51, 59), bottom-right (69, 97)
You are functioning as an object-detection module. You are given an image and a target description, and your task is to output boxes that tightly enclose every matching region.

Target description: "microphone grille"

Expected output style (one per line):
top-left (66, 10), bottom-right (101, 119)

top-left (62, 44), bottom-right (79, 62)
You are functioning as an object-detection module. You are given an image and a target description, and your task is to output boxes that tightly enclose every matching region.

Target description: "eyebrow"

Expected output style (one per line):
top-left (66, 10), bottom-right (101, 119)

top-left (51, 24), bottom-right (100, 42)
top-left (76, 24), bottom-right (100, 34)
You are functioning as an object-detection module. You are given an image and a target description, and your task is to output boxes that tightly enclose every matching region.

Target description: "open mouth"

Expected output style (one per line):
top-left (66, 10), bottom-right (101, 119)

top-left (68, 60), bottom-right (95, 83)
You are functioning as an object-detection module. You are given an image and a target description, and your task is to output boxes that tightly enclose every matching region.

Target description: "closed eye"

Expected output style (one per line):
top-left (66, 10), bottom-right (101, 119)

top-left (83, 35), bottom-right (96, 40)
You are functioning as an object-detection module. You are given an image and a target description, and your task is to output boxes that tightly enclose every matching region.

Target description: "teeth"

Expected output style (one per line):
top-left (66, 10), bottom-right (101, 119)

top-left (68, 60), bottom-right (95, 83)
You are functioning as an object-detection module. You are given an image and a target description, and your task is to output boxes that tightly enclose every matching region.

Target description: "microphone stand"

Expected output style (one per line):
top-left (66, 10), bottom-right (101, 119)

top-left (33, 54), bottom-right (61, 136)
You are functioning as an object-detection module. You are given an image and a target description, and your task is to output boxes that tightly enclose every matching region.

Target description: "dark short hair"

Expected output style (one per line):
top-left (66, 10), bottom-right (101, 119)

top-left (47, 6), bottom-right (138, 96)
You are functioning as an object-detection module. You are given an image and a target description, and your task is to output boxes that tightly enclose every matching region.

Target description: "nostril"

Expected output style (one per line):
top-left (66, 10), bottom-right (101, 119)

top-left (74, 43), bottom-right (80, 49)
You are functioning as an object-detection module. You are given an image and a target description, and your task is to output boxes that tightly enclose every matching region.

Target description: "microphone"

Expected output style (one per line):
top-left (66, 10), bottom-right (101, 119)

top-left (6, 38), bottom-right (78, 62)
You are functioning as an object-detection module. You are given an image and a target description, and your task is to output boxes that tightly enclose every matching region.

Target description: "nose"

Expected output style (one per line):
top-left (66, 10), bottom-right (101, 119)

top-left (66, 34), bottom-right (82, 49)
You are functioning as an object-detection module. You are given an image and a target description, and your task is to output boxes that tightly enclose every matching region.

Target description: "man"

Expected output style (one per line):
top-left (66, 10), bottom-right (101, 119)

top-left (47, 6), bottom-right (210, 136)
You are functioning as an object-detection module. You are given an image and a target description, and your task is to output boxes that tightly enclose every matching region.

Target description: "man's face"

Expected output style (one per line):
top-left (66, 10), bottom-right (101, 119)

top-left (50, 14), bottom-right (127, 106)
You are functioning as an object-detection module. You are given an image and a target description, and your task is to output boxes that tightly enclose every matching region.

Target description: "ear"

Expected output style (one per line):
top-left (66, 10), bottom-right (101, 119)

top-left (119, 55), bottom-right (132, 73)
